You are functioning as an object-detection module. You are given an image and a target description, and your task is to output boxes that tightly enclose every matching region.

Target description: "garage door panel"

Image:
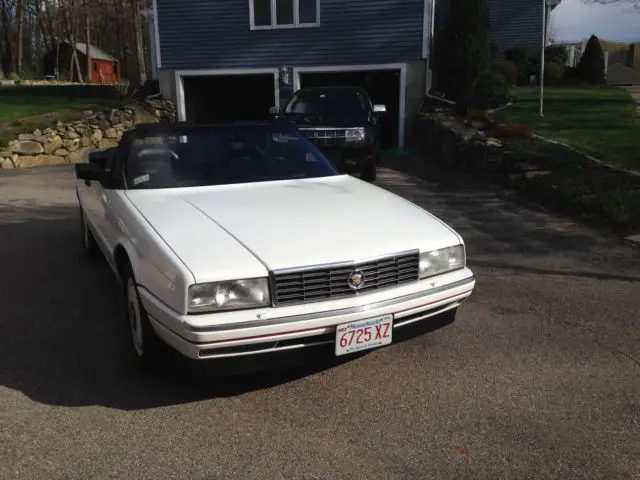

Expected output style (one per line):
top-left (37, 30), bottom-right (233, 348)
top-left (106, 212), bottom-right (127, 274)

top-left (183, 74), bottom-right (275, 124)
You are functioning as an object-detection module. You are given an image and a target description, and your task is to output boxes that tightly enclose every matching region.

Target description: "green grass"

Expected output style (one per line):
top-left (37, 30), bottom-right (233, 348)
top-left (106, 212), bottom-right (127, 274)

top-left (493, 86), bottom-right (640, 171)
top-left (0, 85), bottom-right (122, 149)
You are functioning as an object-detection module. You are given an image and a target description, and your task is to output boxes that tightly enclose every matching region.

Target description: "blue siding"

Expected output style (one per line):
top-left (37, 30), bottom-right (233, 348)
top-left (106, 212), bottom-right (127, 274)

top-left (488, 0), bottom-right (543, 57)
top-left (156, 0), bottom-right (426, 69)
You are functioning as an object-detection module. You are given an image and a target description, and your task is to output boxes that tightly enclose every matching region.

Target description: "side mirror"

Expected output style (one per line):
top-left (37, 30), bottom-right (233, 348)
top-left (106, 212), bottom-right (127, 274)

top-left (373, 104), bottom-right (387, 113)
top-left (75, 162), bottom-right (108, 183)
top-left (269, 106), bottom-right (279, 116)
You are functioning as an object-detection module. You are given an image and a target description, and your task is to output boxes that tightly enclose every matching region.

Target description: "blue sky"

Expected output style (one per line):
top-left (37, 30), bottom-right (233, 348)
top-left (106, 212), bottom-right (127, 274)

top-left (553, 0), bottom-right (640, 42)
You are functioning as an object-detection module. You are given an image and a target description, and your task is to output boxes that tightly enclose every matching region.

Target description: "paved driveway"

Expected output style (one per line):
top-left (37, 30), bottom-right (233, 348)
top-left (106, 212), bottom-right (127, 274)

top-left (1, 161), bottom-right (639, 480)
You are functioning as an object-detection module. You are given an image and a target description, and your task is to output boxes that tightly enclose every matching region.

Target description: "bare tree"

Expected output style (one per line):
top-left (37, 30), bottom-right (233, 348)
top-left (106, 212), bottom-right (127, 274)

top-left (132, 0), bottom-right (147, 84)
top-left (16, 0), bottom-right (24, 74)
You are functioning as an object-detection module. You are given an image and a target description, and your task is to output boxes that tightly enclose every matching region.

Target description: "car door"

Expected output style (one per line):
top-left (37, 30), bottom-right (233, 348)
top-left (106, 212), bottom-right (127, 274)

top-left (77, 151), bottom-right (111, 254)
top-left (80, 146), bottom-right (124, 256)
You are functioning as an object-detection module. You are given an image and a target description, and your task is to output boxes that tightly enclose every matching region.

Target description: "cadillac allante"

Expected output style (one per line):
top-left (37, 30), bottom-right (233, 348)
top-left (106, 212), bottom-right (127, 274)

top-left (75, 122), bottom-right (475, 368)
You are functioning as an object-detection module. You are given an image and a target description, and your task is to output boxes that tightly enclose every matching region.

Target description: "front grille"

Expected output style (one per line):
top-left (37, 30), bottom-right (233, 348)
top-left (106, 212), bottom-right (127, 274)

top-left (273, 251), bottom-right (420, 306)
top-left (299, 128), bottom-right (347, 147)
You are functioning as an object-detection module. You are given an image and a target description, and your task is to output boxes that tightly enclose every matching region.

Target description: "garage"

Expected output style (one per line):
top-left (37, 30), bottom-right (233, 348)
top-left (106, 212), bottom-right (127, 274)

top-left (296, 67), bottom-right (402, 150)
top-left (180, 72), bottom-right (277, 124)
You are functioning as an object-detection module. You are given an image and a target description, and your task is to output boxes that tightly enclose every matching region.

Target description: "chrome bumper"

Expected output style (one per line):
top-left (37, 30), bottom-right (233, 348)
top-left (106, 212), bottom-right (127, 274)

top-left (140, 275), bottom-right (475, 360)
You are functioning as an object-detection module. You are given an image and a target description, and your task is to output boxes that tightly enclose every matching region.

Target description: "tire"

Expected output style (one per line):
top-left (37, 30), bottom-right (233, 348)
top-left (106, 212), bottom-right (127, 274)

top-left (80, 207), bottom-right (100, 260)
top-left (122, 263), bottom-right (165, 369)
top-left (360, 158), bottom-right (377, 182)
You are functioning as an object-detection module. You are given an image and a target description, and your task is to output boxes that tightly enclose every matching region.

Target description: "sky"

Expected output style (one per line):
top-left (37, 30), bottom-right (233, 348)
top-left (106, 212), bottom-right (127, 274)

top-left (552, 0), bottom-right (640, 43)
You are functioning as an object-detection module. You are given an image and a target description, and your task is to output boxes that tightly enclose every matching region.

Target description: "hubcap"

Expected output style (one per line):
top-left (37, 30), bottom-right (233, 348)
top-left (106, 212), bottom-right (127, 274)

top-left (127, 278), bottom-right (144, 357)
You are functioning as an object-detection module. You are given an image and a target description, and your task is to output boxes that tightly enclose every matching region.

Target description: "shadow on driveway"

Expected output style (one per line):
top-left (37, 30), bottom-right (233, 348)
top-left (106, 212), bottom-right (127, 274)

top-left (0, 200), bottom-right (454, 410)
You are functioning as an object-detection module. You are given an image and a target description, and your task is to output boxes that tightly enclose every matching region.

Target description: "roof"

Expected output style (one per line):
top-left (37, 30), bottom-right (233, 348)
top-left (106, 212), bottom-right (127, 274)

top-left (74, 42), bottom-right (118, 62)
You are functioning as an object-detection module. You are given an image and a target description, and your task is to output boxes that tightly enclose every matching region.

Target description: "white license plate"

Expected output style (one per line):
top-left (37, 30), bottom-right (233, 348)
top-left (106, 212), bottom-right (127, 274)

top-left (335, 314), bottom-right (393, 356)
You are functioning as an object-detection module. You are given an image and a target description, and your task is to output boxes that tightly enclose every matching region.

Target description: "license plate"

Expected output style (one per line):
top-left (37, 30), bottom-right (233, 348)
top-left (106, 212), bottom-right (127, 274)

top-left (335, 315), bottom-right (393, 356)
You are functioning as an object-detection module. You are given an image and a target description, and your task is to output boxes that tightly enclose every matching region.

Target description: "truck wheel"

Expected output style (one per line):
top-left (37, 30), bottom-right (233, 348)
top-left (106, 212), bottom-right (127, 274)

top-left (122, 264), bottom-right (165, 369)
top-left (80, 207), bottom-right (100, 260)
top-left (360, 158), bottom-right (377, 182)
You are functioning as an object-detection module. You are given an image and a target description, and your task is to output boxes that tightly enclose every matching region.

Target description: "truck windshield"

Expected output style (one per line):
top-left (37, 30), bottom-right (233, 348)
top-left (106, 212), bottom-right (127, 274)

top-left (125, 125), bottom-right (339, 189)
top-left (284, 88), bottom-right (368, 117)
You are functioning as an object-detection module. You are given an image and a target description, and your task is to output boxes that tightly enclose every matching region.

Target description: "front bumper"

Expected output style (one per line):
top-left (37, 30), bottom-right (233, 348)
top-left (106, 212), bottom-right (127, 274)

top-left (139, 270), bottom-right (475, 360)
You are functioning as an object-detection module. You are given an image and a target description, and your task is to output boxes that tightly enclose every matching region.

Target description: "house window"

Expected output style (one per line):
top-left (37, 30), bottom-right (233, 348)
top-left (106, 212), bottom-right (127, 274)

top-left (93, 63), bottom-right (98, 72)
top-left (250, 0), bottom-right (319, 29)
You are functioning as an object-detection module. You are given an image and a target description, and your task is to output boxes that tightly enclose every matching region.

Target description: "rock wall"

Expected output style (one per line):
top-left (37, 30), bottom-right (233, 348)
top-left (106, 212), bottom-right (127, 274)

top-left (0, 98), bottom-right (176, 170)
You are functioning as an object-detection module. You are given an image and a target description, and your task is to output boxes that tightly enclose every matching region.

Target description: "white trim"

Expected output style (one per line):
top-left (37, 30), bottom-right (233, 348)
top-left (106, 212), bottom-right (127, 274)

top-left (175, 68), bottom-right (280, 122)
top-left (421, 0), bottom-right (429, 59)
top-left (249, 0), bottom-right (320, 30)
top-left (293, 63), bottom-right (407, 148)
top-left (152, 0), bottom-right (162, 70)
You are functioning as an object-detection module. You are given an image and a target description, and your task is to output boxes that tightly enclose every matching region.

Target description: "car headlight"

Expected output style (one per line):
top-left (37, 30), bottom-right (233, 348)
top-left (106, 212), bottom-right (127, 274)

top-left (345, 128), bottom-right (365, 143)
top-left (419, 245), bottom-right (465, 279)
top-left (188, 278), bottom-right (270, 313)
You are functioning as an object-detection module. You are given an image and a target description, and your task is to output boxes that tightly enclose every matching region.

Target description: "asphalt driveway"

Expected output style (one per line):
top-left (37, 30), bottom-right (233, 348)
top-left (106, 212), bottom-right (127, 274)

top-left (0, 159), bottom-right (639, 480)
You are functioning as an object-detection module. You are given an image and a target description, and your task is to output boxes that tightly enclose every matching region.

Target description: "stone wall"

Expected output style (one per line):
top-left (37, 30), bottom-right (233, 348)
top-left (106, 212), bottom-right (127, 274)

top-left (0, 98), bottom-right (176, 170)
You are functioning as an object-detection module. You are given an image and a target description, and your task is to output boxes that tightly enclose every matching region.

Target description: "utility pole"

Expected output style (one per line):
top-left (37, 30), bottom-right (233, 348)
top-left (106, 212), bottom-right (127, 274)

top-left (540, 0), bottom-right (561, 117)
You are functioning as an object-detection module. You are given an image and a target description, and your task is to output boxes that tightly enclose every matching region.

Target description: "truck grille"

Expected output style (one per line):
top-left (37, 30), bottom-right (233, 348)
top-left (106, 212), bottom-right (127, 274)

top-left (272, 251), bottom-right (420, 306)
top-left (299, 128), bottom-right (347, 147)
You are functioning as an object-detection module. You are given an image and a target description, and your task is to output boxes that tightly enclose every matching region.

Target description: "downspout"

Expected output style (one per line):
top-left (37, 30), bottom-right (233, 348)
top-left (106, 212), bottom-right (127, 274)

top-left (425, 0), bottom-right (437, 95)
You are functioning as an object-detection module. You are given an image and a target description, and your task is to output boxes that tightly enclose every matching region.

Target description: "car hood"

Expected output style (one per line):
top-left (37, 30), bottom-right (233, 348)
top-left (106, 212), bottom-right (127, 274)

top-left (125, 175), bottom-right (461, 283)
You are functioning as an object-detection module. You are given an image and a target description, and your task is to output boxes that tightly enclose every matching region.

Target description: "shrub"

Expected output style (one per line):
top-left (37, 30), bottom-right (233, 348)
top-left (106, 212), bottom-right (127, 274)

top-left (434, 0), bottom-right (492, 101)
top-left (473, 70), bottom-right (509, 109)
top-left (490, 41), bottom-right (498, 62)
top-left (504, 45), bottom-right (531, 79)
top-left (493, 60), bottom-right (519, 86)
top-left (575, 34), bottom-right (606, 84)
top-left (561, 65), bottom-right (581, 85)
top-left (544, 45), bottom-right (568, 66)
top-left (544, 62), bottom-right (565, 85)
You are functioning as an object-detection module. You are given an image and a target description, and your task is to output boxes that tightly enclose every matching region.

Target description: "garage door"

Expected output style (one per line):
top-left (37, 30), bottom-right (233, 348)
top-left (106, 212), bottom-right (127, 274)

top-left (299, 70), bottom-right (400, 150)
top-left (182, 74), bottom-right (275, 124)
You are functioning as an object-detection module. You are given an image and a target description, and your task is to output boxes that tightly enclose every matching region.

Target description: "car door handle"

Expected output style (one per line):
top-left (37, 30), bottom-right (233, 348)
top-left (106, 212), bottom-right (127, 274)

top-left (101, 193), bottom-right (109, 204)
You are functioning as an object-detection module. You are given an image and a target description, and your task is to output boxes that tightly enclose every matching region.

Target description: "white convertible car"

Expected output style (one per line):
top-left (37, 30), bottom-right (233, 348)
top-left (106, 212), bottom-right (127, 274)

top-left (75, 122), bottom-right (475, 367)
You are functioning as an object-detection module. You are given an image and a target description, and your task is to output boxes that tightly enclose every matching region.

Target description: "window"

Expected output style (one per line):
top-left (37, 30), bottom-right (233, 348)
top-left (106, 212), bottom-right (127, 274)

top-left (93, 63), bottom-right (98, 72)
top-left (125, 126), bottom-right (338, 189)
top-left (285, 88), bottom-right (368, 118)
top-left (250, 0), bottom-right (319, 29)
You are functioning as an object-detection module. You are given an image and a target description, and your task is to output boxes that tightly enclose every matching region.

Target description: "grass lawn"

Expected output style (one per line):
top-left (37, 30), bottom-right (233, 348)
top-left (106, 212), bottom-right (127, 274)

top-left (493, 86), bottom-right (640, 171)
top-left (0, 85), bottom-right (121, 125)
top-left (0, 85), bottom-right (122, 148)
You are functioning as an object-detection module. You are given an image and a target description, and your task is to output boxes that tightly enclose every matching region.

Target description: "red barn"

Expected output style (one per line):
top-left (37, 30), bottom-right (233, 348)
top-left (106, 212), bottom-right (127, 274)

top-left (43, 42), bottom-right (121, 84)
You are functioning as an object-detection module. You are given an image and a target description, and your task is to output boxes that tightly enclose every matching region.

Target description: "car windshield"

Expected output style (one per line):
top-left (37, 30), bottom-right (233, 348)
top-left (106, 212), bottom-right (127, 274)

top-left (124, 125), bottom-right (339, 189)
top-left (284, 89), bottom-right (368, 117)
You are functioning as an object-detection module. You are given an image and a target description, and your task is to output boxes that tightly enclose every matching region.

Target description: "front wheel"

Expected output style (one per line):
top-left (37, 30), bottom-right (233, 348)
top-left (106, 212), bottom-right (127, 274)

top-left (123, 264), bottom-right (165, 368)
top-left (360, 158), bottom-right (377, 182)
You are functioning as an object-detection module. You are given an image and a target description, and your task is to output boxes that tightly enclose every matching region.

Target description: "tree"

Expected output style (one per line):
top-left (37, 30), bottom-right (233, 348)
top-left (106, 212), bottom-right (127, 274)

top-left (434, 0), bottom-right (492, 101)
top-left (575, 34), bottom-right (606, 84)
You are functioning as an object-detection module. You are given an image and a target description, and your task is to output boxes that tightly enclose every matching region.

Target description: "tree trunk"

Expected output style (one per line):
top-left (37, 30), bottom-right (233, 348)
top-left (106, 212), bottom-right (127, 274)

top-left (132, 0), bottom-right (147, 84)
top-left (35, 0), bottom-right (42, 76)
top-left (85, 5), bottom-right (92, 83)
top-left (16, 0), bottom-right (24, 75)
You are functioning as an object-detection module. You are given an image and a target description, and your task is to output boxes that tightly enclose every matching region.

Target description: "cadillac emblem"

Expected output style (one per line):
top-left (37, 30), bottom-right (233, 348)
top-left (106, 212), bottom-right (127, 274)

top-left (347, 270), bottom-right (366, 291)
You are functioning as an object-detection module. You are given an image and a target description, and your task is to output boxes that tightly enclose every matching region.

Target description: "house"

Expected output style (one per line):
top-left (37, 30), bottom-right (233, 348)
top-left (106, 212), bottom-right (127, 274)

top-left (606, 43), bottom-right (640, 85)
top-left (151, 0), bottom-right (435, 149)
top-left (43, 42), bottom-right (121, 84)
top-left (148, 0), bottom-right (555, 149)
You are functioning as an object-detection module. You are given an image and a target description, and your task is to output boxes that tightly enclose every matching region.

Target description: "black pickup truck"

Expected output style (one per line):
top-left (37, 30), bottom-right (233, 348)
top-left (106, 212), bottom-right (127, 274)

top-left (270, 86), bottom-right (386, 182)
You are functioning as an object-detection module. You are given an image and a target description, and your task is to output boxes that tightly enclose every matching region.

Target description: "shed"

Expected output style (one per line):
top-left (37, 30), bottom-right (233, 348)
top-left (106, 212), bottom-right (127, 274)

top-left (43, 42), bottom-right (121, 84)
